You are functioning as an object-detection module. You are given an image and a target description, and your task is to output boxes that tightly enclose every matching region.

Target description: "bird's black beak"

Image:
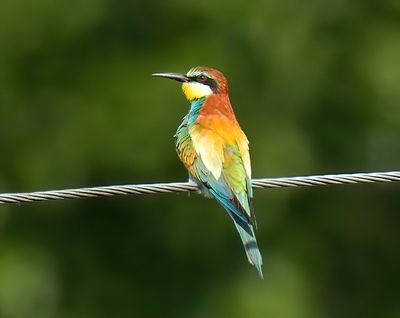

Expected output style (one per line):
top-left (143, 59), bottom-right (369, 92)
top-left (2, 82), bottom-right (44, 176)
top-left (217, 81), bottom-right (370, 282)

top-left (152, 72), bottom-right (190, 83)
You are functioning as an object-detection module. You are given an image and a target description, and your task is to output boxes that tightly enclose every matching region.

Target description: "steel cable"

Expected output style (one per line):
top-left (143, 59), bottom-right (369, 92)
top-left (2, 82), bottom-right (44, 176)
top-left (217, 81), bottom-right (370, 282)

top-left (0, 171), bottom-right (399, 204)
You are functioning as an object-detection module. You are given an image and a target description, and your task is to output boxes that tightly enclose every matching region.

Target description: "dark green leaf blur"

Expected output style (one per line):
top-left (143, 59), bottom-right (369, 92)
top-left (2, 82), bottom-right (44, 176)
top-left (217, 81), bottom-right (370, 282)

top-left (0, 1), bottom-right (399, 317)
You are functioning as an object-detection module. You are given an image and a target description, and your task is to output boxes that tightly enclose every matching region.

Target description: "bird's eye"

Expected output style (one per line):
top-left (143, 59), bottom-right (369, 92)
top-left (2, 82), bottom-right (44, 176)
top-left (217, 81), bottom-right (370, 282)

top-left (197, 75), bottom-right (208, 82)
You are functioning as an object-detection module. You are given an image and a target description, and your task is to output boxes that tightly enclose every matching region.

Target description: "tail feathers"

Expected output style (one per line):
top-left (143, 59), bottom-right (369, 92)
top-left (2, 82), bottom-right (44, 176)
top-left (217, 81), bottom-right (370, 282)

top-left (232, 214), bottom-right (264, 279)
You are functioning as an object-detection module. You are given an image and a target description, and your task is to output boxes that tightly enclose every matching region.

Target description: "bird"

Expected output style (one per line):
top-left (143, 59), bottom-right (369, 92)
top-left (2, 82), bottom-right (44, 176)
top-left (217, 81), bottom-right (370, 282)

top-left (152, 66), bottom-right (263, 279)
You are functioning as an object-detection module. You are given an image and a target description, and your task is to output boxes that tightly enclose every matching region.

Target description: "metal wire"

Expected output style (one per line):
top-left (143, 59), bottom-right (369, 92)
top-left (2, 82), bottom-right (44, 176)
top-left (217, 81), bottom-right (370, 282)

top-left (0, 171), bottom-right (398, 205)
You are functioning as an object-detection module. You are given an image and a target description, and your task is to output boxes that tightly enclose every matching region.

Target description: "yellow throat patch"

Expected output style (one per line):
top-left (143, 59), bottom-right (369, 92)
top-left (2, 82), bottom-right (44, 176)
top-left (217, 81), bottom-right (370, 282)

top-left (182, 82), bottom-right (213, 101)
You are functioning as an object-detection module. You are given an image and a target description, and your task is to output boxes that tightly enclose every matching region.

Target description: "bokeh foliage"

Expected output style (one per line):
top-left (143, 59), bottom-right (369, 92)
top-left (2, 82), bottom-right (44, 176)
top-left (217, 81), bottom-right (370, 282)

top-left (0, 1), bottom-right (399, 317)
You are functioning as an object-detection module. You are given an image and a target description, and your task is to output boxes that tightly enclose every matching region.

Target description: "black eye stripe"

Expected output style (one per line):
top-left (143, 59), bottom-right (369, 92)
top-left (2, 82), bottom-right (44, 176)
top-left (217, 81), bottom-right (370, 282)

top-left (190, 75), bottom-right (218, 93)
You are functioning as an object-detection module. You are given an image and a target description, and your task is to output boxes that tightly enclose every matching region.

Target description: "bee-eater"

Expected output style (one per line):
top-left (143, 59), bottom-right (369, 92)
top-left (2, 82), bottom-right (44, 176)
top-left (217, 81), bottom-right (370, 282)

top-left (153, 66), bottom-right (263, 279)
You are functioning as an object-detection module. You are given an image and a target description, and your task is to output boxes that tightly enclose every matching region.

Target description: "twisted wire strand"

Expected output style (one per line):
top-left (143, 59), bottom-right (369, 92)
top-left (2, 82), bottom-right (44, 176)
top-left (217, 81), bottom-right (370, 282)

top-left (0, 171), bottom-right (399, 204)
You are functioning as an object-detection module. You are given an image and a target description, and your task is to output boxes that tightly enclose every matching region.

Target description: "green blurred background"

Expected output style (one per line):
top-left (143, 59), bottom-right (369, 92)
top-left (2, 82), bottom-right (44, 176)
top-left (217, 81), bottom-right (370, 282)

top-left (0, 1), bottom-right (399, 317)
